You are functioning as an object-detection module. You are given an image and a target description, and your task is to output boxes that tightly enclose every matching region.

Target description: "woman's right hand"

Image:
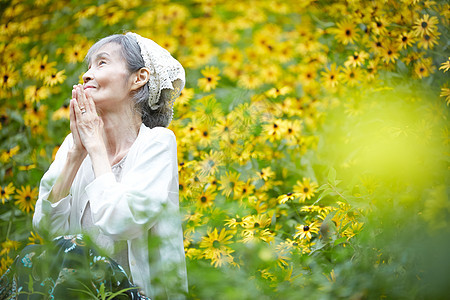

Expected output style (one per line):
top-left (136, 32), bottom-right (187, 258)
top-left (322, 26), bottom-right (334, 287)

top-left (69, 88), bottom-right (87, 159)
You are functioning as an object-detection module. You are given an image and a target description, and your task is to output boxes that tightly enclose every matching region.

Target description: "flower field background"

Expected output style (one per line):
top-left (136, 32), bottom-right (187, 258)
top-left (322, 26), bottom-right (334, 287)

top-left (1, 0), bottom-right (449, 298)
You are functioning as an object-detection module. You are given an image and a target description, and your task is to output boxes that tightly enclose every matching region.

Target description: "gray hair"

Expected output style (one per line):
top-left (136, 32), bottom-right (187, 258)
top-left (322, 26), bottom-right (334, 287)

top-left (85, 34), bottom-right (170, 128)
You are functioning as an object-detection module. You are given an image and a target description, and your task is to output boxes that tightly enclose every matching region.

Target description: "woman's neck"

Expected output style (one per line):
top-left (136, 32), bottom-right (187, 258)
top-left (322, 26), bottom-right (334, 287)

top-left (99, 109), bottom-right (142, 165)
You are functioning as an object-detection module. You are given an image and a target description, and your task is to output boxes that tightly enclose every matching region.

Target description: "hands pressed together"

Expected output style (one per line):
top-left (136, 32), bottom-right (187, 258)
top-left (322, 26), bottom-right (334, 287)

top-left (69, 84), bottom-right (105, 157)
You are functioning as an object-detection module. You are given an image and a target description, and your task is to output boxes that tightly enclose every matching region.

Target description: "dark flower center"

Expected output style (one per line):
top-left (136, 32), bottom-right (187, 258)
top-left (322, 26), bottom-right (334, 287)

top-left (421, 21), bottom-right (428, 28)
top-left (303, 187), bottom-right (309, 193)
top-left (212, 240), bottom-right (221, 248)
top-left (200, 196), bottom-right (207, 203)
top-left (303, 225), bottom-right (310, 231)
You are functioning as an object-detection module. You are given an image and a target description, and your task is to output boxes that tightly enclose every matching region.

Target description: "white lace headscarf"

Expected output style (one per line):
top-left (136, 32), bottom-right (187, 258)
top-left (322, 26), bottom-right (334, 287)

top-left (126, 32), bottom-right (185, 126)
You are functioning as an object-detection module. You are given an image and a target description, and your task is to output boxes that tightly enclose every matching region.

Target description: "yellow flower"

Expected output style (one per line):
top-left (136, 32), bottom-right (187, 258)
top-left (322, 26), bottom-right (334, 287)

top-left (341, 67), bottom-right (362, 87)
top-left (439, 57), bottom-right (450, 72)
top-left (343, 222), bottom-right (364, 240)
top-left (22, 55), bottom-right (56, 79)
top-left (218, 171), bottom-right (243, 198)
top-left (1, 145), bottom-right (20, 163)
top-left (439, 86), bottom-right (450, 105)
top-left (331, 20), bottom-right (359, 45)
top-left (344, 51), bottom-right (369, 68)
top-left (52, 103), bottom-right (70, 120)
top-left (195, 189), bottom-right (217, 211)
top-left (258, 167), bottom-right (275, 181)
top-left (294, 221), bottom-right (320, 240)
top-left (64, 44), bottom-right (87, 64)
top-left (28, 231), bottom-right (44, 245)
top-left (18, 164), bottom-right (36, 171)
top-left (277, 192), bottom-right (299, 204)
top-left (414, 58), bottom-right (435, 79)
top-left (397, 31), bottom-right (416, 49)
top-left (221, 47), bottom-right (243, 67)
top-left (199, 228), bottom-right (234, 266)
top-left (381, 43), bottom-right (399, 64)
top-left (1, 256), bottom-right (14, 275)
top-left (413, 14), bottom-right (439, 37)
top-left (263, 119), bottom-right (283, 142)
top-left (242, 228), bottom-right (274, 243)
top-left (265, 86), bottom-right (291, 98)
top-left (44, 69), bottom-right (66, 86)
top-left (0, 65), bottom-right (19, 89)
top-left (224, 215), bottom-right (247, 228)
top-left (238, 73), bottom-right (263, 90)
top-left (371, 16), bottom-right (389, 36)
top-left (1, 183), bottom-right (15, 204)
top-left (197, 66), bottom-right (221, 92)
top-left (196, 150), bottom-right (223, 177)
top-left (176, 88), bottom-right (194, 106)
top-left (24, 85), bottom-right (50, 103)
top-left (321, 63), bottom-right (341, 89)
top-left (0, 239), bottom-right (20, 256)
top-left (293, 177), bottom-right (319, 202)
top-left (14, 185), bottom-right (38, 213)
top-left (417, 32), bottom-right (440, 49)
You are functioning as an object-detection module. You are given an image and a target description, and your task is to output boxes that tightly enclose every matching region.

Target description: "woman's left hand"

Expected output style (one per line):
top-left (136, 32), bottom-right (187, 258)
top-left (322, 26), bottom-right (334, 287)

top-left (72, 84), bottom-right (105, 153)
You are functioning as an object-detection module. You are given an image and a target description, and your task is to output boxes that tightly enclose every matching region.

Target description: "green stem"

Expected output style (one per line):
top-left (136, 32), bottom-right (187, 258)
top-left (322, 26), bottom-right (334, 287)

top-left (5, 209), bottom-right (14, 240)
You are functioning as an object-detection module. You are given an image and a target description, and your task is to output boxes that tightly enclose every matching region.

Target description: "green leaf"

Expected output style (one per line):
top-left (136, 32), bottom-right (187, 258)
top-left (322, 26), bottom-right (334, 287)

top-left (327, 167), bottom-right (337, 185)
top-left (106, 287), bottom-right (137, 300)
top-left (333, 237), bottom-right (347, 246)
top-left (312, 188), bottom-right (333, 205)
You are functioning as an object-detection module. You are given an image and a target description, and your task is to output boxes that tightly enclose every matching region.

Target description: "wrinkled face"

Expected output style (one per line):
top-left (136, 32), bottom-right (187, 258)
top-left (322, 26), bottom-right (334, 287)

top-left (82, 43), bottom-right (133, 109)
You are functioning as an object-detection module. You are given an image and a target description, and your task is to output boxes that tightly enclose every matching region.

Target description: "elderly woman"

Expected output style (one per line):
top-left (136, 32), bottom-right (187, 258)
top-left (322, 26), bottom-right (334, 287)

top-left (3, 33), bottom-right (187, 299)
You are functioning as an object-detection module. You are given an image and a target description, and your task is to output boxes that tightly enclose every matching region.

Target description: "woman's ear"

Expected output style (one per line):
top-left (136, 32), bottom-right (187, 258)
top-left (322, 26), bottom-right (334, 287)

top-left (131, 67), bottom-right (150, 91)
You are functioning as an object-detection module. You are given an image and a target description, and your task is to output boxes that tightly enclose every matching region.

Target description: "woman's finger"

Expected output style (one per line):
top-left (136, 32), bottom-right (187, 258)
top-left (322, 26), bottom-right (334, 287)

top-left (85, 89), bottom-right (97, 114)
top-left (69, 99), bottom-right (76, 128)
top-left (73, 97), bottom-right (84, 119)
top-left (76, 85), bottom-right (88, 113)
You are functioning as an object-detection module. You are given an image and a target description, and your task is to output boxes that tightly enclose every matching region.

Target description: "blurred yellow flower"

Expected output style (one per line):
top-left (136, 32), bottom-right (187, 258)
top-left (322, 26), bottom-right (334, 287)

top-left (331, 20), bottom-right (359, 45)
top-left (439, 57), bottom-right (450, 72)
top-left (0, 65), bottom-right (19, 89)
top-left (413, 14), bottom-right (439, 37)
top-left (293, 178), bottom-right (318, 202)
top-left (198, 66), bottom-right (221, 92)
top-left (1, 145), bottom-right (20, 163)
top-left (1, 182), bottom-right (15, 204)
top-left (294, 222), bottom-right (320, 240)
top-left (14, 185), bottom-right (38, 213)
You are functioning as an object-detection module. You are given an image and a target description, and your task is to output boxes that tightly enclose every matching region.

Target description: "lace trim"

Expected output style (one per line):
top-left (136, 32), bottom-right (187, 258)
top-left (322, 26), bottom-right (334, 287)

top-left (126, 32), bottom-right (185, 125)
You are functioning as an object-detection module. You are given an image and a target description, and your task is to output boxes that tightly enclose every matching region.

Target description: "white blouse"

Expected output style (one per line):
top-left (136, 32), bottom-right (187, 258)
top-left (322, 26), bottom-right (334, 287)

top-left (33, 124), bottom-right (188, 299)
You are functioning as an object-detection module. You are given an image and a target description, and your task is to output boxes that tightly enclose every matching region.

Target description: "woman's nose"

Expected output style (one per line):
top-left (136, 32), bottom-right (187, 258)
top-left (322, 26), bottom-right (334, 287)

top-left (82, 69), bottom-right (93, 83)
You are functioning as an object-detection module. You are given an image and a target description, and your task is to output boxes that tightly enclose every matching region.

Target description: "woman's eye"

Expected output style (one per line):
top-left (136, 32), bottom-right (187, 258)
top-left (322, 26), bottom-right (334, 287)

top-left (99, 60), bottom-right (106, 65)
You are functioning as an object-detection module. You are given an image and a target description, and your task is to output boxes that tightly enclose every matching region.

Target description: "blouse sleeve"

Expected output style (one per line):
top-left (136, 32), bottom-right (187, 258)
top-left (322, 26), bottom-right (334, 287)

top-left (86, 127), bottom-right (179, 241)
top-left (33, 134), bottom-right (74, 237)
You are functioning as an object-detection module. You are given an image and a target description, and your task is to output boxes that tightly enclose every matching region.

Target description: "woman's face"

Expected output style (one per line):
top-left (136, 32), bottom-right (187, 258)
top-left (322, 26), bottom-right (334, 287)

top-left (82, 43), bottom-right (133, 109)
